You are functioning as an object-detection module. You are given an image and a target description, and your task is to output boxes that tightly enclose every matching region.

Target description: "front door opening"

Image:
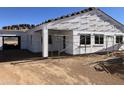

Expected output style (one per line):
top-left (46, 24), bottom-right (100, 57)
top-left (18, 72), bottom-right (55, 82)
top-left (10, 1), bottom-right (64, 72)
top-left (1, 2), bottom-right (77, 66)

top-left (3, 36), bottom-right (21, 50)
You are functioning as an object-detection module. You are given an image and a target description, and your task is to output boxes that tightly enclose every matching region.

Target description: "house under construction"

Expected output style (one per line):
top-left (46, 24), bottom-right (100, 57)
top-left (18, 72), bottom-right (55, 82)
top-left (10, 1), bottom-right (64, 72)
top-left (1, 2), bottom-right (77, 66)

top-left (0, 7), bottom-right (124, 58)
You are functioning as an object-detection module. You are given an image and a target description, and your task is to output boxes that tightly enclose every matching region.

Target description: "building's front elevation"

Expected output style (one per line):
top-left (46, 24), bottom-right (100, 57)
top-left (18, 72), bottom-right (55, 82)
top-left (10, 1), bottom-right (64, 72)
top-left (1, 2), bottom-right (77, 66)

top-left (0, 7), bottom-right (124, 57)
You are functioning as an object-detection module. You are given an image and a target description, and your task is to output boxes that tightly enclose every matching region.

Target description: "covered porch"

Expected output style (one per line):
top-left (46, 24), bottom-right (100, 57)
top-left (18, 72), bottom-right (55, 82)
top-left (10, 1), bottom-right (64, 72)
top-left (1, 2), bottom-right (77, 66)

top-left (29, 26), bottom-right (73, 58)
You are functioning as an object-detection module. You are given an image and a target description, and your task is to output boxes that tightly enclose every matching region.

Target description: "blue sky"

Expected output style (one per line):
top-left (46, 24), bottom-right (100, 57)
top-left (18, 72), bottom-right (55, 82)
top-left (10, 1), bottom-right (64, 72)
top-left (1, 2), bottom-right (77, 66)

top-left (0, 7), bottom-right (123, 28)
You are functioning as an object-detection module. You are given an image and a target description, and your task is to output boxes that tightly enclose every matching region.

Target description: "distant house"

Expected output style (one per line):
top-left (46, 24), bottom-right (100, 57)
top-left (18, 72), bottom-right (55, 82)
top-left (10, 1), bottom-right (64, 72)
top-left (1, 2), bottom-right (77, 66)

top-left (0, 7), bottom-right (124, 57)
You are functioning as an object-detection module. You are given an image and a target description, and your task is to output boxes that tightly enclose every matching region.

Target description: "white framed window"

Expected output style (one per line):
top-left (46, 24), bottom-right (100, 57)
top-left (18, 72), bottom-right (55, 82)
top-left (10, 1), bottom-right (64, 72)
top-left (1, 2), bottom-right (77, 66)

top-left (116, 35), bottom-right (123, 43)
top-left (80, 34), bottom-right (91, 45)
top-left (95, 34), bottom-right (104, 44)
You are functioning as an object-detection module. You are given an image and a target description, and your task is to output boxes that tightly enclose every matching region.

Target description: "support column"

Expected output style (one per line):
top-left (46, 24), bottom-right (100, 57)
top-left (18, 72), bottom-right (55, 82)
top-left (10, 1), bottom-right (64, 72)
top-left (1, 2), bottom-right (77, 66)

top-left (0, 36), bottom-right (3, 51)
top-left (42, 27), bottom-right (48, 58)
top-left (113, 35), bottom-right (116, 50)
top-left (91, 34), bottom-right (94, 53)
top-left (104, 35), bottom-right (107, 49)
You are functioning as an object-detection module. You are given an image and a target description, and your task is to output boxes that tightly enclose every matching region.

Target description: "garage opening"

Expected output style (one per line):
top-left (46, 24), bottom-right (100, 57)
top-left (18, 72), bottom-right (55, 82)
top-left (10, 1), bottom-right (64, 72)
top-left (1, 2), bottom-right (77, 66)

top-left (3, 36), bottom-right (21, 50)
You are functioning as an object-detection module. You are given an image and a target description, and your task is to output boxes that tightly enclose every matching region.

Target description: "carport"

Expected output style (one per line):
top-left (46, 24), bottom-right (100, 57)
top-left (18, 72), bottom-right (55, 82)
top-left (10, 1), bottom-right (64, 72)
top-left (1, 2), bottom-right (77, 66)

top-left (0, 30), bottom-right (26, 51)
top-left (2, 36), bottom-right (21, 50)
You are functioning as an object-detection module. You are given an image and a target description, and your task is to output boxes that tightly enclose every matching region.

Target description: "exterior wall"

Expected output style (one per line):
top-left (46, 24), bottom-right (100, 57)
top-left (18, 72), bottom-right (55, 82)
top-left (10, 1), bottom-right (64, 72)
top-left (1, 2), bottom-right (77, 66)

top-left (73, 31), bottom-right (124, 55)
top-left (27, 31), bottom-right (42, 53)
top-left (20, 34), bottom-right (28, 49)
top-left (65, 32), bottom-right (73, 54)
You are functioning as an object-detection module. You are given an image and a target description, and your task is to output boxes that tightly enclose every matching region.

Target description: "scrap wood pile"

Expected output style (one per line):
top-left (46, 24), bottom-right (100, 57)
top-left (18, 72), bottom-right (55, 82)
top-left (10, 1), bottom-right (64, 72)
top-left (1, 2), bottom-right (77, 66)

top-left (94, 57), bottom-right (124, 79)
top-left (113, 51), bottom-right (124, 57)
top-left (108, 50), bottom-right (124, 57)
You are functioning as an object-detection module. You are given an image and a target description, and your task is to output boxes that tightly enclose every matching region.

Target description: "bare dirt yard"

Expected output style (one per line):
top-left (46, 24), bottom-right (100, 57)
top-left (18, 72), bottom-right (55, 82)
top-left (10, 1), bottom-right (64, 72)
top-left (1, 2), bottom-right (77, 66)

top-left (0, 50), bottom-right (124, 85)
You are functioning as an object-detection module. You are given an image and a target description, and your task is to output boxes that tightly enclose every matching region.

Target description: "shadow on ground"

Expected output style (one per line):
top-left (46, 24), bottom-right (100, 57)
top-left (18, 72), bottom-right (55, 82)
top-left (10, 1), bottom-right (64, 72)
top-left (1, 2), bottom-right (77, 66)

top-left (0, 50), bottom-right (72, 63)
top-left (0, 50), bottom-right (43, 62)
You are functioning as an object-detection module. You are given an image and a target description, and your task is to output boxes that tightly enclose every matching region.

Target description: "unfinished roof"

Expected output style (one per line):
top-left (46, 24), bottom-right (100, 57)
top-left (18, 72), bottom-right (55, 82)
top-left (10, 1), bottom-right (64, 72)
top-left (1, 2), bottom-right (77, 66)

top-left (36, 7), bottom-right (96, 27)
top-left (28, 7), bottom-right (124, 32)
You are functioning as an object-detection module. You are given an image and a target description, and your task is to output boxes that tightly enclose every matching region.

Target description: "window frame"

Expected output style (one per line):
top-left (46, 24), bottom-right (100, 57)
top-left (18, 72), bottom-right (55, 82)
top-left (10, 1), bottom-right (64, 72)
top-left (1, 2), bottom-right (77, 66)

top-left (80, 34), bottom-right (91, 45)
top-left (94, 34), bottom-right (104, 45)
top-left (116, 35), bottom-right (123, 44)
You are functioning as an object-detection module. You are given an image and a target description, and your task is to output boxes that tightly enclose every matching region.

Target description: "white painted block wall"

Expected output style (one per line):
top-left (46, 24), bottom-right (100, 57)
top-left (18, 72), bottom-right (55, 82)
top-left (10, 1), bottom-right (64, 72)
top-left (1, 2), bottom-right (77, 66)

top-left (20, 34), bottom-right (28, 49)
top-left (72, 31), bottom-right (124, 55)
top-left (28, 32), bottom-right (42, 53)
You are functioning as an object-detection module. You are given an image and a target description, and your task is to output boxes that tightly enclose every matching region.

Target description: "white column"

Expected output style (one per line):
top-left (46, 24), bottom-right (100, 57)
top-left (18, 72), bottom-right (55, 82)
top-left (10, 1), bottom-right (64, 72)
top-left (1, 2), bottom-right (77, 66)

top-left (91, 34), bottom-right (94, 53)
top-left (0, 36), bottom-right (3, 51)
top-left (104, 35), bottom-right (107, 49)
top-left (42, 27), bottom-right (48, 57)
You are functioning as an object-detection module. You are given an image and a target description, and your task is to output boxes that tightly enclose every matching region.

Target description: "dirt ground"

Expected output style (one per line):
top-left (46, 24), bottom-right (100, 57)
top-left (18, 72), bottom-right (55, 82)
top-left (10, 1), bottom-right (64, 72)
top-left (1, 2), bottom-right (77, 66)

top-left (0, 50), bottom-right (124, 85)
